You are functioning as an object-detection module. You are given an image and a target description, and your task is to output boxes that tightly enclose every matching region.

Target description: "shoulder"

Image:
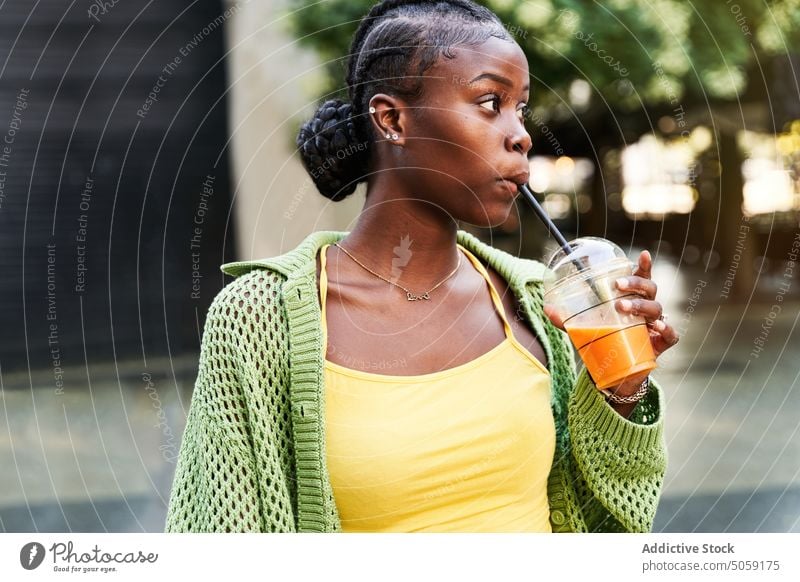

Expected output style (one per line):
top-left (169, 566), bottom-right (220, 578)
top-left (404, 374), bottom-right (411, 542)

top-left (211, 232), bottom-right (335, 313)
top-left (456, 230), bottom-right (548, 286)
top-left (219, 230), bottom-right (347, 278)
top-left (215, 268), bottom-right (286, 303)
top-left (203, 269), bottom-right (289, 336)
top-left (195, 269), bottom-right (292, 400)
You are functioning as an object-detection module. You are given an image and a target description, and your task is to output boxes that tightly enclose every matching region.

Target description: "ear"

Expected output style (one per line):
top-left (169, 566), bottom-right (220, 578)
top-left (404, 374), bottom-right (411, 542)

top-left (367, 93), bottom-right (408, 146)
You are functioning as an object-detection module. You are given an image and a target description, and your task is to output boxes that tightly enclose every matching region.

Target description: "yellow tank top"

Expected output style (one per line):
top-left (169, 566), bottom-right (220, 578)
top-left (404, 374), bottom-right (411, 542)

top-left (320, 242), bottom-right (555, 532)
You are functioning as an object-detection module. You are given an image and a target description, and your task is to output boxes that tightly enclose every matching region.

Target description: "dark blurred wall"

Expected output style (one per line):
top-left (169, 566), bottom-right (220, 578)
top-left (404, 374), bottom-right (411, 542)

top-left (0, 1), bottom-right (236, 376)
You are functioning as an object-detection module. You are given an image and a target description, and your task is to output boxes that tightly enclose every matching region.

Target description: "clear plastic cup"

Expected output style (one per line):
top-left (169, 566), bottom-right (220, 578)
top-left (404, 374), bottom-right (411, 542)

top-left (543, 237), bottom-right (657, 390)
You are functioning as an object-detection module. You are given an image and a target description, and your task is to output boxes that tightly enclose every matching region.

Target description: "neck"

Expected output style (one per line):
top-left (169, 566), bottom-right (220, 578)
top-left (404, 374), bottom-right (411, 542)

top-left (337, 176), bottom-right (462, 290)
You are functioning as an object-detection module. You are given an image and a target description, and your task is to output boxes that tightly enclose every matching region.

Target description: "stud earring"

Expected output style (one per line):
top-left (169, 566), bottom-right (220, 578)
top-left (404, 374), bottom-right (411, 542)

top-left (385, 132), bottom-right (391, 139)
top-left (369, 106), bottom-right (376, 114)
top-left (391, 133), bottom-right (399, 140)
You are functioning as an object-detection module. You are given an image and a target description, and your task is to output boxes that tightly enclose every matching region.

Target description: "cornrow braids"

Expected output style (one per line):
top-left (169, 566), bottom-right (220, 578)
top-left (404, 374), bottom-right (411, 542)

top-left (296, 0), bottom-right (512, 201)
top-left (345, 0), bottom-right (497, 101)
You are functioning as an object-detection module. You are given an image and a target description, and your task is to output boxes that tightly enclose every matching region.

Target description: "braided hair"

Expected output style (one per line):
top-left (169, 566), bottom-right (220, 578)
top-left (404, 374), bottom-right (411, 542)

top-left (296, 0), bottom-right (512, 201)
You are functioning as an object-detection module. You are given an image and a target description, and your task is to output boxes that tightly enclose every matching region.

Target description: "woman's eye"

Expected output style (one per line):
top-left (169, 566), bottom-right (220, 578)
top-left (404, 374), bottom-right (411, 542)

top-left (518, 104), bottom-right (531, 120)
top-left (478, 95), bottom-right (501, 113)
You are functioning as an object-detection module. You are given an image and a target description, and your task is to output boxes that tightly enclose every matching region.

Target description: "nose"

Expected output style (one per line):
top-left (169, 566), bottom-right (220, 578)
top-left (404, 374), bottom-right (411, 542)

top-left (506, 119), bottom-right (532, 156)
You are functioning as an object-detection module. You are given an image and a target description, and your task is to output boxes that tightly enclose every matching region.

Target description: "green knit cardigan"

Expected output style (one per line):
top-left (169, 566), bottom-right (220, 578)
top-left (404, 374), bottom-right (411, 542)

top-left (165, 229), bottom-right (667, 533)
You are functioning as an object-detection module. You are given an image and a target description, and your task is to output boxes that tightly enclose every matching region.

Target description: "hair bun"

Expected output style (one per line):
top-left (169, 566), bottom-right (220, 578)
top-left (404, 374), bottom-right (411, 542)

top-left (296, 98), bottom-right (369, 201)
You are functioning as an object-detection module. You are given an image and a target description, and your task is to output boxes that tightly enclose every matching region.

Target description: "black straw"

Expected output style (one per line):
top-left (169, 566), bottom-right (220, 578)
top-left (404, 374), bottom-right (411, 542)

top-left (517, 182), bottom-right (572, 256)
top-left (517, 181), bottom-right (611, 304)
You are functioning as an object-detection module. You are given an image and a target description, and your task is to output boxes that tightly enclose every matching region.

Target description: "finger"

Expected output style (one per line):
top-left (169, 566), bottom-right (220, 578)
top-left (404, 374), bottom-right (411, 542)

top-left (650, 322), bottom-right (680, 357)
top-left (616, 297), bottom-right (663, 321)
top-left (633, 250), bottom-right (652, 280)
top-left (543, 304), bottom-right (565, 330)
top-left (659, 321), bottom-right (680, 346)
top-left (615, 275), bottom-right (657, 300)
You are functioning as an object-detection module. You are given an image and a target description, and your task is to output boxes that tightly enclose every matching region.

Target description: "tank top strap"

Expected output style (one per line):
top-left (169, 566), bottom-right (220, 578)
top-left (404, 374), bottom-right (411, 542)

top-left (456, 243), bottom-right (514, 341)
top-left (319, 243), bottom-right (331, 353)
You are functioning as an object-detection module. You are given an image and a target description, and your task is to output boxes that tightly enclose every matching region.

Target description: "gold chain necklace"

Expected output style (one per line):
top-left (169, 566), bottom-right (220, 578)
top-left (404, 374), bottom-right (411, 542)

top-left (332, 242), bottom-right (463, 301)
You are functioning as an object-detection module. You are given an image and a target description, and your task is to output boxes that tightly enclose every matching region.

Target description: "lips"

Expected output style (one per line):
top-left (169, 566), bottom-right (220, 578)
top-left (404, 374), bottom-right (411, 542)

top-left (497, 171), bottom-right (530, 195)
top-left (503, 171), bottom-right (530, 187)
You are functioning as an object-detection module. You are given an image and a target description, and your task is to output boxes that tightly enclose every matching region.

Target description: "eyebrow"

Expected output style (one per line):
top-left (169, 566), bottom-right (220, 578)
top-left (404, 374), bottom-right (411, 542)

top-left (469, 72), bottom-right (529, 92)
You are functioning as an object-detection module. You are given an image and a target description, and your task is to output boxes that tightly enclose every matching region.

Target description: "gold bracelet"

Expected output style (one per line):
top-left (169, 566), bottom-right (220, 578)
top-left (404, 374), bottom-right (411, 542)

top-left (602, 376), bottom-right (650, 404)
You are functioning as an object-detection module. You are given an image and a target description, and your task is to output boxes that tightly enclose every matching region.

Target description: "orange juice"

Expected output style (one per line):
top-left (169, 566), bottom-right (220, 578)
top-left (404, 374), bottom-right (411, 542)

top-left (565, 323), bottom-right (657, 389)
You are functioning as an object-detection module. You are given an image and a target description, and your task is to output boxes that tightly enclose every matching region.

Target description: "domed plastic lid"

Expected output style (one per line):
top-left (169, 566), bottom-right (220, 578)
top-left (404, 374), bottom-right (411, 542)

top-left (543, 237), bottom-right (631, 295)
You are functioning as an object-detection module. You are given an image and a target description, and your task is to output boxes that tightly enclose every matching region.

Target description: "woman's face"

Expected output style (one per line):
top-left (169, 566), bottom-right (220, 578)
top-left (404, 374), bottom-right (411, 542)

top-left (394, 35), bottom-right (533, 227)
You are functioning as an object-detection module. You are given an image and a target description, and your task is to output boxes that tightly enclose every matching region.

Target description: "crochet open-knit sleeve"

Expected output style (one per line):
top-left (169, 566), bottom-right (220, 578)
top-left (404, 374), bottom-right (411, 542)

top-left (165, 270), bottom-right (298, 532)
top-left (566, 366), bottom-right (666, 532)
top-left (527, 275), bottom-right (667, 533)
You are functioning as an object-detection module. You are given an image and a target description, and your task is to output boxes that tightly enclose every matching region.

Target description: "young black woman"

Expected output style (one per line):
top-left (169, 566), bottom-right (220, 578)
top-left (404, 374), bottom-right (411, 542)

top-left (166, 0), bottom-right (679, 534)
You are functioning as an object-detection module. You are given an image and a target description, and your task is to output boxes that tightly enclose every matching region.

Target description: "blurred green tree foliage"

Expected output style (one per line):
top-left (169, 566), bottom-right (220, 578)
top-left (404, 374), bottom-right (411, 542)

top-left (284, 0), bottom-right (797, 119)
